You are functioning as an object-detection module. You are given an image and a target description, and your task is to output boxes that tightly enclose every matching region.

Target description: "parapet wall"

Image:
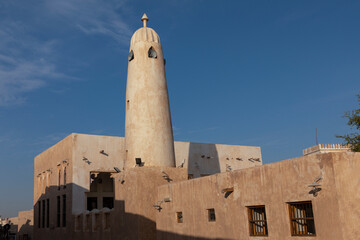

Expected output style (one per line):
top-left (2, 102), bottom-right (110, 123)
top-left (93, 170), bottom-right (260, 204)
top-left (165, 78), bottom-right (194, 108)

top-left (303, 144), bottom-right (351, 156)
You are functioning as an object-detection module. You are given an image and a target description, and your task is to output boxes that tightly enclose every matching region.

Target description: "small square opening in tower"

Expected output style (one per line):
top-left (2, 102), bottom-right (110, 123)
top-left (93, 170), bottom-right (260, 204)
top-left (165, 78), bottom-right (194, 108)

top-left (208, 208), bottom-right (216, 222)
top-left (176, 212), bottom-right (183, 223)
top-left (135, 158), bottom-right (143, 166)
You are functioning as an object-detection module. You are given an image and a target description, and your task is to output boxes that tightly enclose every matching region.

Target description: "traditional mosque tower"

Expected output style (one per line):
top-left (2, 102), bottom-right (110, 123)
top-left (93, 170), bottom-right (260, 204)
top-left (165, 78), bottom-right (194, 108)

top-left (124, 14), bottom-right (176, 169)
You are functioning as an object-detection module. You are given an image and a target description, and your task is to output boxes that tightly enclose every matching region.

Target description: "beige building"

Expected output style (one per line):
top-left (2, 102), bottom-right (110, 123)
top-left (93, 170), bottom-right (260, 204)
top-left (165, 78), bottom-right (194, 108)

top-left (17, 210), bottom-right (33, 240)
top-left (27, 14), bottom-right (360, 240)
top-left (156, 152), bottom-right (360, 240)
top-left (33, 134), bottom-right (261, 239)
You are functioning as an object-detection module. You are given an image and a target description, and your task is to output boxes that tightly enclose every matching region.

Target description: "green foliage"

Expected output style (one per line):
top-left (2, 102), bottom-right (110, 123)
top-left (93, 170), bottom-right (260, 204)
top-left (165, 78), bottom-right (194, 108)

top-left (337, 94), bottom-right (360, 152)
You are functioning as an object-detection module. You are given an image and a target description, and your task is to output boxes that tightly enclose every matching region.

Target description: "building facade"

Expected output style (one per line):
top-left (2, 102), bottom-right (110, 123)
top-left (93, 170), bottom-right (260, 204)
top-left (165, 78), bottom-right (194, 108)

top-left (29, 14), bottom-right (360, 240)
top-left (33, 133), bottom-right (262, 240)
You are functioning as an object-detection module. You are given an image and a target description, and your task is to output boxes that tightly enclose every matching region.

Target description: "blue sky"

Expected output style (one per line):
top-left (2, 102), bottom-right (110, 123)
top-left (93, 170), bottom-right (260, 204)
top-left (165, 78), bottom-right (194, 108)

top-left (0, 0), bottom-right (359, 217)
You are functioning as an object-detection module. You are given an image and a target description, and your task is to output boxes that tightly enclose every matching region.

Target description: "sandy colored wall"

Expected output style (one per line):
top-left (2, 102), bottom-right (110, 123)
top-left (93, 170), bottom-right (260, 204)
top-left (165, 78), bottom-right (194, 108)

top-left (331, 153), bottom-right (360, 239)
top-left (33, 134), bottom-right (73, 240)
top-left (174, 141), bottom-right (262, 177)
top-left (32, 133), bottom-right (262, 240)
top-left (157, 153), bottom-right (360, 240)
top-left (17, 210), bottom-right (33, 239)
top-left (7, 217), bottom-right (18, 234)
top-left (72, 133), bottom-right (125, 215)
top-left (71, 167), bottom-right (188, 240)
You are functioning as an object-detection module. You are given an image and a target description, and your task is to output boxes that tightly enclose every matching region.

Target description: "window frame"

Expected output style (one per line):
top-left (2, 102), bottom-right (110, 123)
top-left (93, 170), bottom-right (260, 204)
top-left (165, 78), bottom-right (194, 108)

top-left (247, 205), bottom-right (268, 237)
top-left (288, 201), bottom-right (316, 237)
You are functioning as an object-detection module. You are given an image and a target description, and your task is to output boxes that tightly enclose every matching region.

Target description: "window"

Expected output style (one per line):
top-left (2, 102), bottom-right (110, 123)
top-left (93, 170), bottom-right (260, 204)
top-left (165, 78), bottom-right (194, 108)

top-left (288, 201), bottom-right (316, 236)
top-left (148, 47), bottom-right (157, 58)
top-left (128, 50), bottom-right (134, 61)
top-left (38, 201), bottom-right (41, 228)
top-left (87, 197), bottom-right (98, 211)
top-left (42, 200), bottom-right (45, 228)
top-left (248, 206), bottom-right (268, 236)
top-left (188, 174), bottom-right (193, 179)
top-left (63, 167), bottom-right (66, 189)
top-left (46, 199), bottom-right (50, 228)
top-left (176, 212), bottom-right (183, 223)
top-left (62, 195), bottom-right (66, 227)
top-left (135, 158), bottom-right (143, 166)
top-left (207, 208), bottom-right (216, 222)
top-left (103, 197), bottom-right (114, 209)
top-left (56, 196), bottom-right (60, 227)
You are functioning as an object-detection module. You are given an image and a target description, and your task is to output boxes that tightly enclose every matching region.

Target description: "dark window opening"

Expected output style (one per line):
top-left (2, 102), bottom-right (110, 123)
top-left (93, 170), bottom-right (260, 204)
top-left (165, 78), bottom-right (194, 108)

top-left (56, 196), bottom-right (60, 227)
top-left (128, 50), bottom-right (134, 61)
top-left (38, 201), bottom-right (41, 228)
top-left (148, 47), bottom-right (157, 58)
top-left (208, 208), bottom-right (216, 222)
top-left (135, 158), bottom-right (144, 166)
top-left (42, 200), bottom-right (45, 228)
top-left (176, 212), bottom-right (183, 223)
top-left (46, 199), bottom-right (50, 228)
top-left (62, 195), bottom-right (66, 227)
top-left (289, 201), bottom-right (316, 236)
top-left (87, 197), bottom-right (98, 211)
top-left (188, 174), bottom-right (194, 179)
top-left (103, 197), bottom-right (114, 209)
top-left (248, 206), bottom-right (268, 236)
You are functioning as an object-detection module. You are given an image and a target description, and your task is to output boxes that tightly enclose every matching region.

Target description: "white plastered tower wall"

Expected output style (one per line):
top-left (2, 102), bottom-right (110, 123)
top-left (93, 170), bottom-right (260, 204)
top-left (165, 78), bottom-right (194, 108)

top-left (124, 14), bottom-right (176, 169)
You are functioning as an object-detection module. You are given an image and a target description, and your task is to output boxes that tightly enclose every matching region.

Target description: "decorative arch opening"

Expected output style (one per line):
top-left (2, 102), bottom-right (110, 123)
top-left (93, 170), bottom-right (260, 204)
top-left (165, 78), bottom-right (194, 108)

top-left (148, 47), bottom-right (157, 59)
top-left (128, 50), bottom-right (134, 61)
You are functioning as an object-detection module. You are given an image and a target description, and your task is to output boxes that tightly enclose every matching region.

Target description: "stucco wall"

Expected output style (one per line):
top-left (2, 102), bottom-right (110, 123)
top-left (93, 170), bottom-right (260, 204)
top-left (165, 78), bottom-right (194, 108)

top-left (33, 134), bottom-right (73, 240)
top-left (157, 152), bottom-right (360, 240)
top-left (17, 210), bottom-right (33, 239)
top-left (33, 133), bottom-right (262, 240)
top-left (70, 167), bottom-right (188, 240)
top-left (174, 141), bottom-right (262, 177)
top-left (72, 133), bottom-right (125, 214)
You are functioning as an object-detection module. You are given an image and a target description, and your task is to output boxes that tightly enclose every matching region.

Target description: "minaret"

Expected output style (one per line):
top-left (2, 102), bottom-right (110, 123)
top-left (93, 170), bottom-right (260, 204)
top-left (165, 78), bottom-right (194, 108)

top-left (124, 14), bottom-right (176, 169)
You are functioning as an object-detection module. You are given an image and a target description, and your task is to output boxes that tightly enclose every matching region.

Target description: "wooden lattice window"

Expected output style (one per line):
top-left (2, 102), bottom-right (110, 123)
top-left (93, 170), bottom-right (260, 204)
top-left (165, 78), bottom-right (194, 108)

top-left (288, 201), bottom-right (316, 236)
top-left (248, 206), bottom-right (268, 236)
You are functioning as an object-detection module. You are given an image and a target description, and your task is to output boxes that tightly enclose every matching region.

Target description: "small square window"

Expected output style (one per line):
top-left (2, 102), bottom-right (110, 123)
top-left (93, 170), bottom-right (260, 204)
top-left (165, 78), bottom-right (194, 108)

top-left (208, 208), bottom-right (216, 222)
top-left (288, 201), bottom-right (316, 236)
top-left (248, 206), bottom-right (268, 236)
top-left (176, 212), bottom-right (183, 223)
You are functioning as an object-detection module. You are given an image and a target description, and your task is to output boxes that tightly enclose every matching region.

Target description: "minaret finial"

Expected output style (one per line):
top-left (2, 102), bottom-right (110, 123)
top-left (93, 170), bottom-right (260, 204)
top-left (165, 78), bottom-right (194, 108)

top-left (141, 13), bottom-right (149, 27)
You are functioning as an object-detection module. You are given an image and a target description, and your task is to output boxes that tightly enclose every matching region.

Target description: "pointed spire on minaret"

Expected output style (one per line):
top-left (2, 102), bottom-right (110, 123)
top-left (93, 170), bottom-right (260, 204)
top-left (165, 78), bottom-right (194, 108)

top-left (141, 13), bottom-right (149, 28)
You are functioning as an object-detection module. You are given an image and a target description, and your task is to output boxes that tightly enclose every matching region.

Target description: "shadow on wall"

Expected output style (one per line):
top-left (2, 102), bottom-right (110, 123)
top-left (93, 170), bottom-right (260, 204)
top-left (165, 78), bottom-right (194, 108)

top-left (33, 183), bottom-right (230, 240)
top-left (188, 142), bottom-right (220, 177)
top-left (17, 219), bottom-right (32, 240)
top-left (33, 182), bottom-right (88, 240)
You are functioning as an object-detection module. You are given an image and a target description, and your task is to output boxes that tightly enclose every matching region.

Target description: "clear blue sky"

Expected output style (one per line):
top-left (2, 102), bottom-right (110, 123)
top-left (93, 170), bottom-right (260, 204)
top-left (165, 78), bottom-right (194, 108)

top-left (0, 0), bottom-right (359, 217)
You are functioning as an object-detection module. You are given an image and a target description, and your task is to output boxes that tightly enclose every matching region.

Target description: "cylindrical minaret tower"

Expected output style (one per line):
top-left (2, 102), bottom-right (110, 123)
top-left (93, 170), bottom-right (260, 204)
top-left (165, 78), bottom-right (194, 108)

top-left (124, 14), bottom-right (176, 169)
